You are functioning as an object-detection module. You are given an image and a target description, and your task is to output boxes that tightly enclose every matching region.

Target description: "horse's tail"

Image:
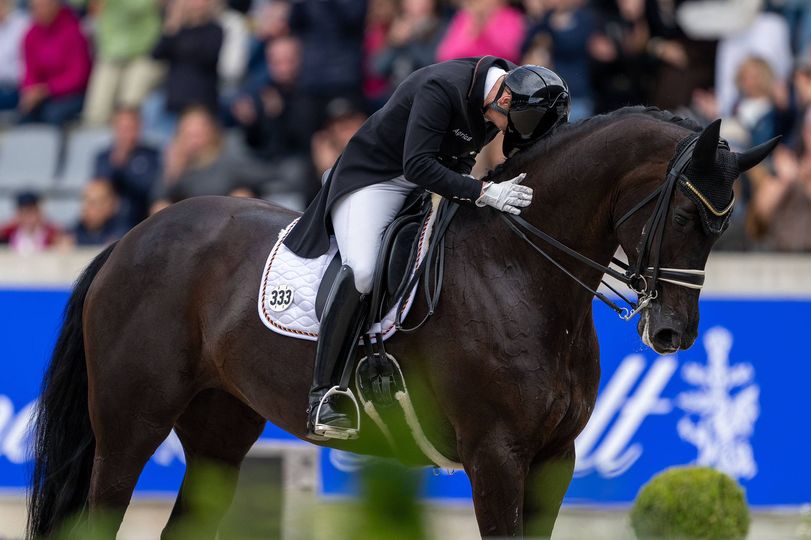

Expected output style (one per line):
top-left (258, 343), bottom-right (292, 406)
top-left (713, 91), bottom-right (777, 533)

top-left (27, 242), bottom-right (118, 539)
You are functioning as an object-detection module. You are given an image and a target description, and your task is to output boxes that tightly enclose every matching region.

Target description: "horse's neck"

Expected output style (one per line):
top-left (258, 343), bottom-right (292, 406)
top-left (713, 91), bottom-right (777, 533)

top-left (459, 130), bottom-right (646, 320)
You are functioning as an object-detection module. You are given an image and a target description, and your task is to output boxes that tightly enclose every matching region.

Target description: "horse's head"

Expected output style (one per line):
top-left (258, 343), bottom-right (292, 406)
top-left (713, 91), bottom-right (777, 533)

top-left (615, 119), bottom-right (779, 354)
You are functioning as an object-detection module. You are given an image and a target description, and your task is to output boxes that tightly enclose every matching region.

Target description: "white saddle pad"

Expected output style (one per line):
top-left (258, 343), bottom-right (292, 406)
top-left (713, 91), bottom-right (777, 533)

top-left (258, 201), bottom-right (439, 342)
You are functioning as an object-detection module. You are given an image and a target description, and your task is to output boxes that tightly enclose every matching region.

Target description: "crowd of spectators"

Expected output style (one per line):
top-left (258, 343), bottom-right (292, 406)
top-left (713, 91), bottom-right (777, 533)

top-left (0, 0), bottom-right (810, 253)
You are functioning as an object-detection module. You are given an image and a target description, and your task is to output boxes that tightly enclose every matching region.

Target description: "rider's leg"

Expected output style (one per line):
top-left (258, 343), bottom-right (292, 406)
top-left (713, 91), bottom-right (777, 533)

top-left (307, 176), bottom-right (416, 439)
top-left (333, 176), bottom-right (417, 291)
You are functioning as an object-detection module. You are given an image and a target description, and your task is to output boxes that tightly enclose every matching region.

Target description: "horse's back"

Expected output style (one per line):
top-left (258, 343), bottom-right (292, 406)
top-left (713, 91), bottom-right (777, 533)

top-left (102, 196), bottom-right (296, 277)
top-left (84, 196), bottom-right (300, 366)
top-left (136, 196), bottom-right (298, 252)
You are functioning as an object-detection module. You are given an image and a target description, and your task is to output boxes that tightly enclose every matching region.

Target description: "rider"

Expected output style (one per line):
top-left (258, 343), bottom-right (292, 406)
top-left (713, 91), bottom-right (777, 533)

top-left (283, 56), bottom-right (571, 440)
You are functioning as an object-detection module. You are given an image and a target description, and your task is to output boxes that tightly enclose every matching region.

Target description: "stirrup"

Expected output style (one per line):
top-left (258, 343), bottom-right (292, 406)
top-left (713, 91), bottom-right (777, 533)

top-left (313, 386), bottom-right (361, 440)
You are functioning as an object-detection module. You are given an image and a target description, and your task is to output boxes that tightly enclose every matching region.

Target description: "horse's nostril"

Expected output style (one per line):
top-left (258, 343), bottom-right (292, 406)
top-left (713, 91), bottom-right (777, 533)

top-left (653, 328), bottom-right (680, 349)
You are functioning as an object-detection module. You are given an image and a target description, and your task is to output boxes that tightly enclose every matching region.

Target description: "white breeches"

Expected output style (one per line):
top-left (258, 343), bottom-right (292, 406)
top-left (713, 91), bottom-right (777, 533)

top-left (331, 175), bottom-right (418, 293)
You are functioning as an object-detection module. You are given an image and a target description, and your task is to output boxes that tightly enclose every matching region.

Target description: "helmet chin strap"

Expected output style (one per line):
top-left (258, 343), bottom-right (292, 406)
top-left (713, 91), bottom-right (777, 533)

top-left (488, 101), bottom-right (509, 117)
top-left (484, 80), bottom-right (509, 117)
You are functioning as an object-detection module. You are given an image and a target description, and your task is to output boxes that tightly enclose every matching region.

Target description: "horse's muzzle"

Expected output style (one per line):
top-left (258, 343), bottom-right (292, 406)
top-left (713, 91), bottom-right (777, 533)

top-left (639, 309), bottom-right (698, 354)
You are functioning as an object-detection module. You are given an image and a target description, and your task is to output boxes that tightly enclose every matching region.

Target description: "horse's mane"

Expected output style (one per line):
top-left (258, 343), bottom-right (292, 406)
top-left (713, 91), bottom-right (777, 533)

top-left (483, 106), bottom-right (703, 182)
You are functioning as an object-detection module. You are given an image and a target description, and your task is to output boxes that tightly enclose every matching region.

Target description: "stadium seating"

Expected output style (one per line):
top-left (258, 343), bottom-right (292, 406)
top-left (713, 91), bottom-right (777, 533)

top-left (56, 126), bottom-right (113, 194)
top-left (0, 125), bottom-right (60, 193)
top-left (42, 196), bottom-right (82, 229)
top-left (0, 196), bottom-right (14, 224)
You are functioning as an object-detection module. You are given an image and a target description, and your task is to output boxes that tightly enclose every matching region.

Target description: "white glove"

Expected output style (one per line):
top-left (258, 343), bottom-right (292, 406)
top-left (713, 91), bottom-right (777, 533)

top-left (475, 173), bottom-right (533, 215)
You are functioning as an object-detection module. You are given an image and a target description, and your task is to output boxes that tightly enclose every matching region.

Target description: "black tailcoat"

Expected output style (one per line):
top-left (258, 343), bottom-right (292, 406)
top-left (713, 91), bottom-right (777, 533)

top-left (284, 56), bottom-right (515, 258)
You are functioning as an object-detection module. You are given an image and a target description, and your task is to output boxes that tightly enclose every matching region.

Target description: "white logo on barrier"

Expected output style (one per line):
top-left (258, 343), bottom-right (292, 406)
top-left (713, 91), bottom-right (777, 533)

top-left (330, 449), bottom-right (370, 473)
top-left (0, 397), bottom-right (185, 467)
top-left (574, 354), bottom-right (676, 477)
top-left (0, 397), bottom-right (34, 464)
top-left (676, 326), bottom-right (759, 480)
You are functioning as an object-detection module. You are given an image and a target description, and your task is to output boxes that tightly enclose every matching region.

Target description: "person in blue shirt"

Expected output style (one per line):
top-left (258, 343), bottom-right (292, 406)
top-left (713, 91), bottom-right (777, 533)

top-left (64, 179), bottom-right (129, 246)
top-left (94, 108), bottom-right (161, 228)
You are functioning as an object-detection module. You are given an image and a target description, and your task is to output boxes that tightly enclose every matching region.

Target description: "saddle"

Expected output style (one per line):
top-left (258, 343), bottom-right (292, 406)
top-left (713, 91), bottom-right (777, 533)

top-left (314, 191), bottom-right (452, 330)
top-left (257, 191), bottom-right (459, 448)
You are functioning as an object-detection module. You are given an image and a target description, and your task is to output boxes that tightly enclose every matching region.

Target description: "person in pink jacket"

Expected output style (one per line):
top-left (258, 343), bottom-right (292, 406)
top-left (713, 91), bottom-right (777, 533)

top-left (436, 0), bottom-right (525, 64)
top-left (19, 0), bottom-right (91, 125)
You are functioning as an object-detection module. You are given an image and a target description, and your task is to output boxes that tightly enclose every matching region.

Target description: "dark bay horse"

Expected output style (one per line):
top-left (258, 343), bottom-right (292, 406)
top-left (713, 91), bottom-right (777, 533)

top-left (28, 107), bottom-right (777, 539)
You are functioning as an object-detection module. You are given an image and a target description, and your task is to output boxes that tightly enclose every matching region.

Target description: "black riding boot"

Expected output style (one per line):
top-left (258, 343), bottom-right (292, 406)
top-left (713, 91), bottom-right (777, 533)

top-left (306, 265), bottom-right (368, 440)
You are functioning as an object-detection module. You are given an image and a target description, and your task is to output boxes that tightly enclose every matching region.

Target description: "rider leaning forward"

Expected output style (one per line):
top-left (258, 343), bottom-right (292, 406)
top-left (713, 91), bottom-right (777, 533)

top-left (283, 55), bottom-right (571, 440)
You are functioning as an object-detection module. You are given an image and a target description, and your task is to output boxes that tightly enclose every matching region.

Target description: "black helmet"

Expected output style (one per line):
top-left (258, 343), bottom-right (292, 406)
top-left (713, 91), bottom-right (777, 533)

top-left (490, 65), bottom-right (570, 157)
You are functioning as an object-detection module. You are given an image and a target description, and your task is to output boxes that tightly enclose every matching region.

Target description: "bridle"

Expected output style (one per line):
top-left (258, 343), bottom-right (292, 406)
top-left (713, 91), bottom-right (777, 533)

top-left (501, 135), bottom-right (732, 321)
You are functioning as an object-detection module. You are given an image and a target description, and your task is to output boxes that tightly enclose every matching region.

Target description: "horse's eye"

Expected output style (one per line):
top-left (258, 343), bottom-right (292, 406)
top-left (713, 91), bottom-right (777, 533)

top-left (674, 213), bottom-right (690, 227)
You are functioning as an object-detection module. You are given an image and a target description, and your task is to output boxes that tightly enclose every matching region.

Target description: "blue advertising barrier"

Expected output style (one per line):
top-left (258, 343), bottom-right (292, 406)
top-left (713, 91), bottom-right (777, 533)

top-left (1, 288), bottom-right (809, 506)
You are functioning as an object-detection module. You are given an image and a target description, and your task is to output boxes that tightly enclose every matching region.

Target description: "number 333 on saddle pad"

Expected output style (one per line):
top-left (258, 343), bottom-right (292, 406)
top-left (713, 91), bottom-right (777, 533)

top-left (258, 194), bottom-right (441, 342)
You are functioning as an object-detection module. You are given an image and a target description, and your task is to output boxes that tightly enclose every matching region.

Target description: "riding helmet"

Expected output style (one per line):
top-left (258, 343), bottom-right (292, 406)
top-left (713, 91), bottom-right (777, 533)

top-left (490, 65), bottom-right (571, 157)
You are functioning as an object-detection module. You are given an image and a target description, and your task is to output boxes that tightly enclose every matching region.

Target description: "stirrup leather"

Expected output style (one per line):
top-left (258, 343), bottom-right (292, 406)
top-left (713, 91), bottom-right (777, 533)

top-left (312, 386), bottom-right (361, 440)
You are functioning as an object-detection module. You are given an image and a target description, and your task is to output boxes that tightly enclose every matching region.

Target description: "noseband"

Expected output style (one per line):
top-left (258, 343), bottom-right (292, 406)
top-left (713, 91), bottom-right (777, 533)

top-left (502, 135), bottom-right (731, 321)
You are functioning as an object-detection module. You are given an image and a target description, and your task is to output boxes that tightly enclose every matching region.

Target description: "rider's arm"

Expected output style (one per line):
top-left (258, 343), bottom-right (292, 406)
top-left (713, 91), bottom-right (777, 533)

top-left (402, 80), bottom-right (483, 203)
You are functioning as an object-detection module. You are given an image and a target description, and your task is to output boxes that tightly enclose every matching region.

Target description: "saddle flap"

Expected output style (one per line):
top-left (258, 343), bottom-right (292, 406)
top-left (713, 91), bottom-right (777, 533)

top-left (369, 192), bottom-right (433, 321)
top-left (259, 196), bottom-right (455, 343)
top-left (386, 222), bottom-right (421, 296)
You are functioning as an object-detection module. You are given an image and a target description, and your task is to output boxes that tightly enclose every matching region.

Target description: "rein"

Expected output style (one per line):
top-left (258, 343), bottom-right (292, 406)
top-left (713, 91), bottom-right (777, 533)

top-left (501, 135), bottom-right (726, 321)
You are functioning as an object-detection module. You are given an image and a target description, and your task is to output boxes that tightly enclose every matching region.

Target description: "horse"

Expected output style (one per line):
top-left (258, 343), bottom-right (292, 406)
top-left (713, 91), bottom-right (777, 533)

top-left (27, 107), bottom-right (777, 539)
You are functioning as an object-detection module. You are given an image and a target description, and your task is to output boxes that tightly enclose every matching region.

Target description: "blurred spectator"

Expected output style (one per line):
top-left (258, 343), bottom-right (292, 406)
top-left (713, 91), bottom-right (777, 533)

top-left (644, 0), bottom-right (715, 111)
top-left (524, 0), bottom-right (549, 24)
top-left (290, 0), bottom-right (367, 137)
top-left (364, 0), bottom-right (396, 109)
top-left (20, 0), bottom-right (91, 125)
top-left (151, 106), bottom-right (269, 211)
top-left (522, 0), bottom-right (596, 119)
top-left (231, 36), bottom-right (310, 160)
top-left (0, 192), bottom-right (58, 253)
top-left (94, 107), bottom-right (161, 228)
top-left (81, 0), bottom-right (163, 125)
top-left (694, 56), bottom-right (782, 148)
top-left (733, 57), bottom-right (780, 146)
top-left (714, 6), bottom-right (792, 117)
top-left (0, 0), bottom-right (28, 112)
top-left (61, 179), bottom-right (128, 246)
top-left (372, 0), bottom-right (445, 92)
top-left (750, 112), bottom-right (811, 251)
top-left (790, 1), bottom-right (811, 55)
top-left (149, 0), bottom-right (223, 138)
top-left (218, 2), bottom-right (251, 97)
top-left (228, 185), bottom-right (259, 197)
top-left (244, 0), bottom-right (291, 90)
top-left (225, 0), bottom-right (250, 15)
top-left (310, 98), bottom-right (367, 178)
top-left (784, 48), bottom-right (811, 147)
top-left (589, 0), bottom-right (656, 113)
top-left (436, 0), bottom-right (525, 64)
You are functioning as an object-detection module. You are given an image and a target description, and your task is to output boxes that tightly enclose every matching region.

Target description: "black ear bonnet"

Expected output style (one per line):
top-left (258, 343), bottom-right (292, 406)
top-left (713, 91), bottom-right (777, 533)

top-left (671, 135), bottom-right (737, 236)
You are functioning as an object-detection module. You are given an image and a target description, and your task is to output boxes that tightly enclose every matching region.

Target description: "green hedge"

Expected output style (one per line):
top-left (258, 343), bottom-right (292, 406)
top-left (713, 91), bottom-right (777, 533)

top-left (630, 466), bottom-right (750, 540)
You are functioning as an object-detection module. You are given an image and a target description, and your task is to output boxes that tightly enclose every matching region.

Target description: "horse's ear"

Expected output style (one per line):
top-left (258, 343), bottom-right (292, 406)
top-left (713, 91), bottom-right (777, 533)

top-left (691, 119), bottom-right (722, 171)
top-left (736, 136), bottom-right (782, 172)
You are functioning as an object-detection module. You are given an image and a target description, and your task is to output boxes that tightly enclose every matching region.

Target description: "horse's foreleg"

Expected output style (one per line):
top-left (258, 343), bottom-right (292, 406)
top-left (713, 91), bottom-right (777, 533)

top-left (162, 389), bottom-right (265, 540)
top-left (522, 446), bottom-right (575, 539)
top-left (461, 435), bottom-right (530, 538)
